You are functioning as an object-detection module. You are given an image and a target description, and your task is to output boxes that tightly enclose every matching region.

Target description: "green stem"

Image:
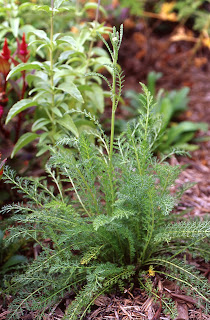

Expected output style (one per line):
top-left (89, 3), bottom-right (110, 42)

top-left (49, 0), bottom-right (55, 144)
top-left (141, 192), bottom-right (155, 262)
top-left (109, 55), bottom-right (116, 162)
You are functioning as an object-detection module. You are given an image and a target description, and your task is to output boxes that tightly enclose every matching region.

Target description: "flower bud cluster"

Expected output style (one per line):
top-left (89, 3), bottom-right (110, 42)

top-left (0, 33), bottom-right (30, 119)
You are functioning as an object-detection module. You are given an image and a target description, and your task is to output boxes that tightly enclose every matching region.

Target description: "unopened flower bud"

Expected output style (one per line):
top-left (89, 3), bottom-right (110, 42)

top-left (1, 38), bottom-right (11, 61)
top-left (19, 33), bottom-right (30, 62)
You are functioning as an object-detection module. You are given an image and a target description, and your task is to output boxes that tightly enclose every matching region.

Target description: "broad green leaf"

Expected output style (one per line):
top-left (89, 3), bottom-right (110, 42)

top-left (58, 36), bottom-right (77, 49)
top-left (92, 85), bottom-right (104, 113)
top-left (11, 133), bottom-right (38, 158)
top-left (74, 119), bottom-right (96, 135)
top-left (6, 62), bottom-right (43, 80)
top-left (6, 99), bottom-right (35, 124)
top-left (52, 107), bottom-right (63, 117)
top-left (168, 87), bottom-right (189, 112)
top-left (94, 57), bottom-right (112, 73)
top-left (36, 145), bottom-right (50, 157)
top-left (10, 18), bottom-right (20, 38)
top-left (34, 5), bottom-right (50, 13)
top-left (39, 132), bottom-right (49, 144)
top-left (58, 82), bottom-right (84, 103)
top-left (57, 114), bottom-right (79, 137)
top-left (167, 121), bottom-right (208, 145)
top-left (147, 71), bottom-right (162, 97)
top-left (177, 131), bottom-right (195, 144)
top-left (78, 28), bottom-right (91, 46)
top-left (53, 33), bottom-right (61, 41)
top-left (2, 255), bottom-right (27, 272)
top-left (58, 50), bottom-right (75, 61)
top-left (32, 118), bottom-right (50, 132)
top-left (54, 0), bottom-right (66, 9)
top-left (91, 47), bottom-right (109, 58)
top-left (31, 29), bottom-right (48, 40)
top-left (85, 85), bottom-right (104, 113)
top-left (158, 98), bottom-right (173, 129)
top-left (173, 143), bottom-right (199, 151)
top-left (19, 2), bottom-right (34, 10)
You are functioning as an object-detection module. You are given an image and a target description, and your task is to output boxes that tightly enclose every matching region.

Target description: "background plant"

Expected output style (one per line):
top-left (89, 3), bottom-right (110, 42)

top-left (1, 26), bottom-right (209, 320)
top-left (121, 71), bottom-right (208, 153)
top-left (2, 0), bottom-right (111, 157)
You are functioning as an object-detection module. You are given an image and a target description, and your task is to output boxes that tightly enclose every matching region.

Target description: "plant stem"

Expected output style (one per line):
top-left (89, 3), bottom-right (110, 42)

top-left (15, 71), bottom-right (26, 143)
top-left (49, 0), bottom-right (55, 145)
top-left (86, 0), bottom-right (101, 72)
top-left (109, 50), bottom-right (117, 163)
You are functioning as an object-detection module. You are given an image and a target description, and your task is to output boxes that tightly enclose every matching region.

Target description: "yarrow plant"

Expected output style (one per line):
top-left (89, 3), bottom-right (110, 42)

top-left (1, 25), bottom-right (210, 320)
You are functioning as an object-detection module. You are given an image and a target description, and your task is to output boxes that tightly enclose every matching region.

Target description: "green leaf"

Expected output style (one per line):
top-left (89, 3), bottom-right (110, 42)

top-left (10, 17), bottom-right (20, 38)
top-left (92, 85), bottom-right (104, 113)
top-left (58, 50), bottom-right (75, 61)
top-left (78, 28), bottom-right (91, 46)
top-left (6, 99), bottom-right (35, 124)
top-left (6, 62), bottom-right (43, 80)
top-left (158, 98), bottom-right (173, 129)
top-left (33, 5), bottom-right (50, 13)
top-left (74, 119), bottom-right (96, 134)
top-left (167, 121), bottom-right (208, 145)
top-left (2, 255), bottom-right (27, 272)
top-left (54, 0), bottom-right (66, 9)
top-left (52, 107), bottom-right (63, 117)
top-left (32, 118), bottom-right (50, 132)
top-left (85, 85), bottom-right (104, 113)
top-left (11, 133), bottom-right (38, 158)
top-left (58, 82), bottom-right (84, 103)
top-left (36, 145), bottom-right (50, 157)
top-left (58, 36), bottom-right (77, 49)
top-left (31, 29), bottom-right (49, 40)
top-left (57, 114), bottom-right (79, 137)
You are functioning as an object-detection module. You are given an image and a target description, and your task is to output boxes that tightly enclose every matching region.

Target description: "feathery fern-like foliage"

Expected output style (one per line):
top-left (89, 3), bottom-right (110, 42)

top-left (1, 25), bottom-right (209, 319)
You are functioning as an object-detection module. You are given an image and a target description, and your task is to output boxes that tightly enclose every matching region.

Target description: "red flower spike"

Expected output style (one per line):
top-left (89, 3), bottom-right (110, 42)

top-left (0, 105), bottom-right (3, 118)
top-left (0, 39), bottom-right (11, 76)
top-left (1, 38), bottom-right (11, 61)
top-left (19, 33), bottom-right (30, 62)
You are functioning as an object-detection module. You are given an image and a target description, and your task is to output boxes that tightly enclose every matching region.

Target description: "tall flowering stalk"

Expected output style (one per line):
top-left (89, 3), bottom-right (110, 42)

top-left (15, 33), bottom-right (30, 141)
top-left (0, 34), bottom-right (30, 140)
top-left (0, 38), bottom-right (11, 136)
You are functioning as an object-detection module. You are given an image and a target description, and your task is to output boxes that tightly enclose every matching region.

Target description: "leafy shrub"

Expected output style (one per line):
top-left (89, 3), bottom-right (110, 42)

top-left (122, 71), bottom-right (208, 152)
top-left (1, 0), bottom-right (110, 157)
top-left (1, 25), bottom-right (209, 320)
